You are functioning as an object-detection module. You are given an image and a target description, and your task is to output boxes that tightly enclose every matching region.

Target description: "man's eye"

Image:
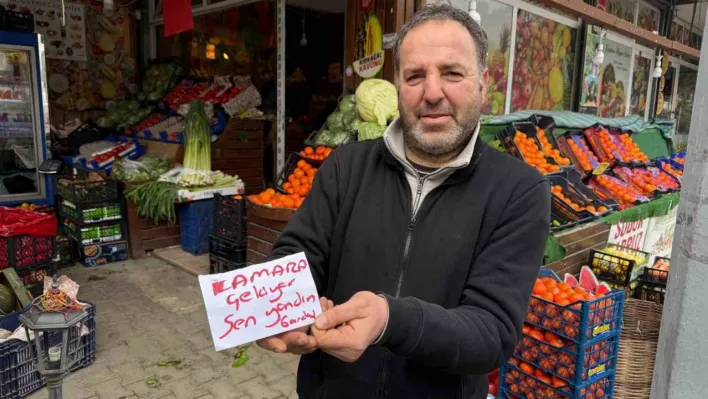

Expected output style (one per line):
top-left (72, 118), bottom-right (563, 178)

top-left (444, 72), bottom-right (463, 78)
top-left (407, 75), bottom-right (423, 83)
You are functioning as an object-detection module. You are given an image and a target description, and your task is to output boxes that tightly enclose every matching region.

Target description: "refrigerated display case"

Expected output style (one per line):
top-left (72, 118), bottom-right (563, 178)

top-left (0, 31), bottom-right (52, 205)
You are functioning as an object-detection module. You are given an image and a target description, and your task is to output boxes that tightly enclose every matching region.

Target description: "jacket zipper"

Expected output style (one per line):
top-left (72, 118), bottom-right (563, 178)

top-left (395, 175), bottom-right (425, 297)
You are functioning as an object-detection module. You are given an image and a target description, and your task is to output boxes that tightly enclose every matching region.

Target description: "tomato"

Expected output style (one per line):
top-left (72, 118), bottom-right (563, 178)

top-left (488, 382), bottom-right (498, 396)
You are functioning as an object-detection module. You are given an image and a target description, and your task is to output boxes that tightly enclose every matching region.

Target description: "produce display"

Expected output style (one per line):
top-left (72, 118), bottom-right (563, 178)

top-left (587, 175), bottom-right (650, 209)
top-left (552, 185), bottom-right (607, 216)
top-left (537, 127), bottom-right (570, 166)
top-left (180, 102), bottom-right (213, 187)
top-left (163, 79), bottom-right (212, 108)
top-left (358, 122), bottom-right (387, 141)
top-left (589, 245), bottom-right (649, 286)
top-left (126, 114), bottom-right (185, 141)
top-left (250, 160), bottom-right (318, 210)
top-left (97, 100), bottom-right (154, 129)
top-left (618, 133), bottom-right (650, 163)
top-left (612, 166), bottom-right (658, 196)
top-left (585, 127), bottom-right (649, 164)
top-left (312, 95), bottom-right (360, 147)
top-left (112, 154), bottom-right (171, 182)
top-left (561, 134), bottom-right (600, 173)
top-left (139, 62), bottom-right (184, 102)
top-left (355, 79), bottom-right (399, 126)
top-left (649, 257), bottom-right (670, 280)
top-left (250, 188), bottom-right (304, 210)
top-left (633, 167), bottom-right (680, 192)
top-left (57, 173), bottom-right (118, 204)
top-left (513, 131), bottom-right (561, 175)
top-left (125, 181), bottom-right (181, 225)
top-left (64, 220), bottom-right (123, 244)
top-left (659, 161), bottom-right (683, 180)
top-left (298, 146), bottom-right (332, 163)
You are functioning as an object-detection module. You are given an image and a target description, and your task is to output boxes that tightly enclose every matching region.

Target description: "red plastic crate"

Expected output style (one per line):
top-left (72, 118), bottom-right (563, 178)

top-left (0, 235), bottom-right (55, 271)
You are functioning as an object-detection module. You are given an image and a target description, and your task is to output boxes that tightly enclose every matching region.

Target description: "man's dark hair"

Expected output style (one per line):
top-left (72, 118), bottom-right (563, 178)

top-left (393, 4), bottom-right (488, 74)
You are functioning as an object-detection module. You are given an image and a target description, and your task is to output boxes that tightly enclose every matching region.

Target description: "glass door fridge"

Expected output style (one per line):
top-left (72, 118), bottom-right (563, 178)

top-left (0, 31), bottom-right (52, 206)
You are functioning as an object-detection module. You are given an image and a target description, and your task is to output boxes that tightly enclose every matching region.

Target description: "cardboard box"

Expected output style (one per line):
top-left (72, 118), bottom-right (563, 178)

top-left (79, 240), bottom-right (129, 268)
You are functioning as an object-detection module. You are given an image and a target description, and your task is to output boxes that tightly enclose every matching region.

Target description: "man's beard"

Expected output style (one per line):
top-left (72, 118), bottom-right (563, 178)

top-left (400, 99), bottom-right (480, 160)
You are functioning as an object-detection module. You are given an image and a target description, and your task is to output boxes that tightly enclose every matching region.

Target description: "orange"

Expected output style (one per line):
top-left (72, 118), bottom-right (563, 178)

top-left (283, 182), bottom-right (292, 190)
top-left (520, 362), bottom-right (534, 375)
top-left (294, 169), bottom-right (305, 178)
top-left (304, 147), bottom-right (314, 155)
top-left (298, 187), bottom-right (309, 197)
top-left (316, 146), bottom-right (325, 155)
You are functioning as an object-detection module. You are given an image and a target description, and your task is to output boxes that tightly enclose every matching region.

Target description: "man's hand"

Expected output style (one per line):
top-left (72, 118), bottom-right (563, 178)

top-left (311, 291), bottom-right (389, 363)
top-left (255, 297), bottom-right (334, 355)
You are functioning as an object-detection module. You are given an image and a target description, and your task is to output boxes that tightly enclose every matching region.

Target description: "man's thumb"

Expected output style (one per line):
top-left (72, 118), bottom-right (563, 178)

top-left (315, 301), bottom-right (360, 329)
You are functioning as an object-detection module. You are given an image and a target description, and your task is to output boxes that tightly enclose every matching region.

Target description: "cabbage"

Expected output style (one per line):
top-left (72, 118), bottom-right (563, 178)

top-left (342, 110), bottom-right (359, 130)
top-left (358, 122), bottom-right (386, 141)
top-left (339, 95), bottom-right (357, 113)
top-left (315, 129), bottom-right (333, 146)
top-left (327, 112), bottom-right (345, 131)
top-left (355, 79), bottom-right (399, 126)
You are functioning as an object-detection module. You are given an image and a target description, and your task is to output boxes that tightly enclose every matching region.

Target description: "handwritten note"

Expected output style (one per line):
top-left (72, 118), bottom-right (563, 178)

top-left (198, 252), bottom-right (321, 351)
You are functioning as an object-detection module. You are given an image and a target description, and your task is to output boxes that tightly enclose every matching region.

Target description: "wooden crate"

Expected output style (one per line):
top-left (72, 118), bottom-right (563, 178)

top-left (545, 222), bottom-right (611, 277)
top-left (212, 118), bottom-right (268, 194)
top-left (123, 183), bottom-right (181, 259)
top-left (247, 213), bottom-right (289, 265)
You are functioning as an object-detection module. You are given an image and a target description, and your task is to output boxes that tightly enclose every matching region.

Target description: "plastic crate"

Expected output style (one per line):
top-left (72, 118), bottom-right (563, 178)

top-left (210, 235), bottom-right (246, 262)
top-left (499, 361), bottom-right (614, 399)
top-left (63, 219), bottom-right (125, 246)
top-left (557, 132), bottom-right (601, 177)
top-left (209, 253), bottom-right (247, 274)
top-left (632, 279), bottom-right (666, 304)
top-left (16, 261), bottom-right (52, 287)
top-left (57, 178), bottom-right (119, 204)
top-left (0, 235), bottom-right (56, 271)
top-left (0, 302), bottom-right (96, 399)
top-left (497, 122), bottom-right (562, 176)
top-left (275, 153), bottom-right (305, 193)
top-left (59, 200), bottom-right (123, 224)
top-left (514, 326), bottom-right (620, 386)
top-left (588, 248), bottom-right (649, 287)
top-left (548, 176), bottom-right (596, 228)
top-left (212, 193), bottom-right (247, 244)
top-left (179, 200), bottom-right (214, 256)
top-left (564, 169), bottom-right (618, 212)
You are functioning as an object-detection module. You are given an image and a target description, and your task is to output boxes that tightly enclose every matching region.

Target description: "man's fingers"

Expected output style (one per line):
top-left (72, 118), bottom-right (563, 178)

top-left (315, 299), bottom-right (365, 330)
top-left (257, 336), bottom-right (287, 353)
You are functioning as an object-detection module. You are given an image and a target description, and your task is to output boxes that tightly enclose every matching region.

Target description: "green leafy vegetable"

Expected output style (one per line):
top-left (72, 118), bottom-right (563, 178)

top-left (125, 181), bottom-right (180, 225)
top-left (338, 95), bottom-right (357, 113)
top-left (357, 122), bottom-right (386, 141)
top-left (179, 101), bottom-right (213, 187)
top-left (355, 79), bottom-right (399, 126)
top-left (326, 112), bottom-right (345, 131)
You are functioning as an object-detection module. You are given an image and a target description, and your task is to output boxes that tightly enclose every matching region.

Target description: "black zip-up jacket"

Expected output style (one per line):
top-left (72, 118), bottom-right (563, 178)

top-left (267, 136), bottom-right (551, 399)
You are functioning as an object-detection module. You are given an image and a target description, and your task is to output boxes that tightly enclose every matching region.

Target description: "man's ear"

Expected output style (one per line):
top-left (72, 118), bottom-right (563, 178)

top-left (479, 68), bottom-right (489, 95)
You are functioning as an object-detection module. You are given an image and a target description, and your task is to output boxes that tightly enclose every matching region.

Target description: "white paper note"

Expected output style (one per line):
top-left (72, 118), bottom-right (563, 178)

top-left (198, 252), bottom-right (322, 351)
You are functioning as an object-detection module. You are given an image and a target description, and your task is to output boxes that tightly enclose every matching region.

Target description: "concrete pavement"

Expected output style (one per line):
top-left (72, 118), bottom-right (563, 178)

top-left (26, 257), bottom-right (299, 399)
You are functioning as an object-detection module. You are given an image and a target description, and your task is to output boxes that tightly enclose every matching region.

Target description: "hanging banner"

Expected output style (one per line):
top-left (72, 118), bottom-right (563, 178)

top-left (608, 219), bottom-right (648, 251)
top-left (5, 0), bottom-right (87, 61)
top-left (164, 0), bottom-right (194, 37)
top-left (642, 206), bottom-right (678, 265)
top-left (353, 13), bottom-right (384, 78)
top-left (580, 26), bottom-right (632, 117)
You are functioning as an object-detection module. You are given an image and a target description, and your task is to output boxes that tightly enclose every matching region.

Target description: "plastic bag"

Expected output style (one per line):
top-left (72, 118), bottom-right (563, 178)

top-left (0, 207), bottom-right (57, 237)
top-left (112, 154), bottom-right (170, 182)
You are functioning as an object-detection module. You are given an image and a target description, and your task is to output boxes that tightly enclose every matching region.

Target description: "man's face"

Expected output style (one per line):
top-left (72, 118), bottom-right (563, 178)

top-left (397, 20), bottom-right (489, 158)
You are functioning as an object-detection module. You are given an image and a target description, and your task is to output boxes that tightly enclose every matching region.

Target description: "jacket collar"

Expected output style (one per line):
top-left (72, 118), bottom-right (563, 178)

top-left (380, 118), bottom-right (485, 182)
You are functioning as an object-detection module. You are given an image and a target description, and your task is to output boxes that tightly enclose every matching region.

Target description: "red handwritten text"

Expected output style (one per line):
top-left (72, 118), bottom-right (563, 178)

top-left (211, 260), bottom-right (307, 296)
top-left (225, 279), bottom-right (296, 311)
top-left (219, 314), bottom-right (257, 339)
top-left (265, 292), bottom-right (317, 328)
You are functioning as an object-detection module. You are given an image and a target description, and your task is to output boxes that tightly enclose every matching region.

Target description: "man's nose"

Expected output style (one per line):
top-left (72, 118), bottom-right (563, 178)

top-left (422, 75), bottom-right (445, 105)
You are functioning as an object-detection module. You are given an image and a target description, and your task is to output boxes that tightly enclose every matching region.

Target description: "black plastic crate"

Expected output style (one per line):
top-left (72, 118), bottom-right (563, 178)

top-left (16, 261), bottom-right (53, 288)
top-left (0, 10), bottom-right (34, 33)
top-left (212, 193), bottom-right (247, 244)
top-left (588, 248), bottom-right (649, 287)
top-left (210, 235), bottom-right (246, 263)
top-left (640, 266), bottom-right (669, 284)
top-left (57, 178), bottom-right (118, 204)
top-left (275, 153), bottom-right (304, 193)
top-left (0, 302), bottom-right (96, 398)
top-left (59, 199), bottom-right (123, 225)
top-left (548, 175), bottom-right (596, 226)
top-left (0, 235), bottom-right (56, 272)
top-left (63, 219), bottom-right (125, 246)
top-left (209, 253), bottom-right (247, 274)
top-left (564, 169), bottom-right (619, 211)
top-left (632, 279), bottom-right (666, 304)
top-left (497, 121), bottom-right (562, 176)
top-left (56, 235), bottom-right (77, 269)
top-left (557, 131), bottom-right (602, 177)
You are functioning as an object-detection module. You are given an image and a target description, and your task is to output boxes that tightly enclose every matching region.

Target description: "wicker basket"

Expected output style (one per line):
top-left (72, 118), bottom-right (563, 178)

top-left (613, 299), bottom-right (664, 399)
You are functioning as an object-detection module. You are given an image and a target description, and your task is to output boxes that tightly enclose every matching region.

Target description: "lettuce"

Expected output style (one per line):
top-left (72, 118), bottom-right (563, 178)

top-left (355, 79), bottom-right (399, 126)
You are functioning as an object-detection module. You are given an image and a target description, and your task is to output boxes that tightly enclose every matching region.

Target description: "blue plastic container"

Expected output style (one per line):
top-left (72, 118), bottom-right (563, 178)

top-left (0, 302), bottom-right (96, 399)
top-left (179, 199), bottom-right (215, 256)
top-left (499, 362), bottom-right (615, 399)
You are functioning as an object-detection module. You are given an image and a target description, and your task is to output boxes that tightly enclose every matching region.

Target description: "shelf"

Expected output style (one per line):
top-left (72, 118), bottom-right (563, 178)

top-left (0, 98), bottom-right (31, 111)
top-left (0, 125), bottom-right (33, 138)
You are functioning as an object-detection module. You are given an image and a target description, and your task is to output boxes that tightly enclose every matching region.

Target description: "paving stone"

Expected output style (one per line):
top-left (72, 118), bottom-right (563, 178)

top-left (253, 358), bottom-right (293, 384)
top-left (90, 377), bottom-right (135, 399)
top-left (81, 364), bottom-right (120, 386)
top-left (234, 377), bottom-right (283, 399)
top-left (110, 362), bottom-right (149, 385)
top-left (191, 364), bottom-right (225, 384)
top-left (122, 379), bottom-right (173, 399)
top-left (160, 378), bottom-right (209, 399)
top-left (203, 376), bottom-right (244, 398)
top-left (270, 375), bottom-right (297, 397)
top-left (223, 363), bottom-right (259, 385)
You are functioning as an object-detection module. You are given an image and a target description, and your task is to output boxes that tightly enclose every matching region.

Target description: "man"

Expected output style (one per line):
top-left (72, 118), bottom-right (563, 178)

top-left (258, 4), bottom-right (550, 398)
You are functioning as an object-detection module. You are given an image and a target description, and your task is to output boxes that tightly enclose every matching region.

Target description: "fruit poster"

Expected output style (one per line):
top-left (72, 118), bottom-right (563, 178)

top-left (510, 10), bottom-right (576, 112)
top-left (579, 27), bottom-right (632, 118)
top-left (353, 13), bottom-right (383, 79)
top-left (4, 0), bottom-right (87, 61)
top-left (476, 0), bottom-right (512, 116)
top-left (637, 3), bottom-right (659, 32)
top-left (44, 1), bottom-right (136, 111)
top-left (642, 206), bottom-right (677, 265)
top-left (629, 54), bottom-right (651, 117)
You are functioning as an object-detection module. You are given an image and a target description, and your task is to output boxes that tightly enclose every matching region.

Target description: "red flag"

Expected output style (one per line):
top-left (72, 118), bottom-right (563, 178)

top-left (164, 0), bottom-right (193, 36)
